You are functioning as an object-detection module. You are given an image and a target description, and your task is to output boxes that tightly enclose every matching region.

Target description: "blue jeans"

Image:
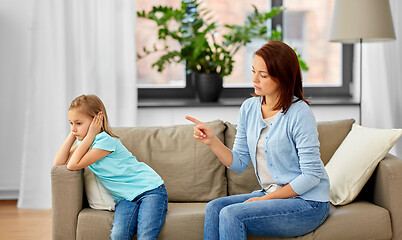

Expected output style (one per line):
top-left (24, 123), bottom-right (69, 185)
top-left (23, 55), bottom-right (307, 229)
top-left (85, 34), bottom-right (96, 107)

top-left (110, 184), bottom-right (168, 240)
top-left (203, 191), bottom-right (330, 240)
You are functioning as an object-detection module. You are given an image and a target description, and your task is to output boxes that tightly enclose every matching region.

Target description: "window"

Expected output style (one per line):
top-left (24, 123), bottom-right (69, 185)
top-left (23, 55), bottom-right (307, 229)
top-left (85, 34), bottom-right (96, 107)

top-left (281, 0), bottom-right (353, 97)
top-left (136, 0), bottom-right (353, 99)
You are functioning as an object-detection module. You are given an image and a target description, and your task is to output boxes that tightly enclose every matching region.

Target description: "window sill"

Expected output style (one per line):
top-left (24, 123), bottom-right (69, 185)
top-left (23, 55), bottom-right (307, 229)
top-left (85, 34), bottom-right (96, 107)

top-left (138, 96), bottom-right (359, 108)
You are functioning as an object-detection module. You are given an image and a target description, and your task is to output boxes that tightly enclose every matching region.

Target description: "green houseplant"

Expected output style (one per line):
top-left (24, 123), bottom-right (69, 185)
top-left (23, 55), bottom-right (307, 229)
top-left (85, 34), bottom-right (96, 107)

top-left (137, 0), bottom-right (306, 102)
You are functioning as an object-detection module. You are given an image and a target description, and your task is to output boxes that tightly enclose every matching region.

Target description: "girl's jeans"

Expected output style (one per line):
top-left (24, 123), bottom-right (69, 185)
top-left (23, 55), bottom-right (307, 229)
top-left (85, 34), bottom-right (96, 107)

top-left (110, 184), bottom-right (168, 240)
top-left (203, 191), bottom-right (330, 240)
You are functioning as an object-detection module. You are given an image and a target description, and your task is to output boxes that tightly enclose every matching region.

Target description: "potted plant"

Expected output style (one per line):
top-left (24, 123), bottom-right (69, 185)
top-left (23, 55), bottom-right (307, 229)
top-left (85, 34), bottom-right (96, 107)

top-left (137, 0), bottom-right (306, 102)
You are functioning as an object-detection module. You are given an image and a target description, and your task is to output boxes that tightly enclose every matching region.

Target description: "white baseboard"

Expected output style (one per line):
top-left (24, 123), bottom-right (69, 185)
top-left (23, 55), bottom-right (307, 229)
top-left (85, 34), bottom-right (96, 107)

top-left (0, 189), bottom-right (19, 200)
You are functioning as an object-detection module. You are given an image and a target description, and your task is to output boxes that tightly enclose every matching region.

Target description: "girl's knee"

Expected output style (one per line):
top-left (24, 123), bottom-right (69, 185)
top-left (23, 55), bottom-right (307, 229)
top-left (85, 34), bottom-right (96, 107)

top-left (110, 222), bottom-right (133, 240)
top-left (110, 225), bottom-right (125, 240)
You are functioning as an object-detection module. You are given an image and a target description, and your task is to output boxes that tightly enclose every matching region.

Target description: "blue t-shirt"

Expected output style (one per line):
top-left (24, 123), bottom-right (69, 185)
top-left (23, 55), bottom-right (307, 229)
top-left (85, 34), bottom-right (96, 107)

top-left (77, 131), bottom-right (164, 201)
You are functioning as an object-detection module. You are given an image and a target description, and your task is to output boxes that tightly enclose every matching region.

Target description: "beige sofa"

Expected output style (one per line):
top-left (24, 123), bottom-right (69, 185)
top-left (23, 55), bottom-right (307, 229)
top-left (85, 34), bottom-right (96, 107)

top-left (51, 119), bottom-right (402, 240)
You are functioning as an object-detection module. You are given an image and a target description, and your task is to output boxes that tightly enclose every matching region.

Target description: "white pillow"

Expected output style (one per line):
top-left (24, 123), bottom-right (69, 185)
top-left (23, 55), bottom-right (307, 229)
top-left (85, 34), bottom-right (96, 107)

top-left (325, 124), bottom-right (402, 205)
top-left (83, 167), bottom-right (115, 211)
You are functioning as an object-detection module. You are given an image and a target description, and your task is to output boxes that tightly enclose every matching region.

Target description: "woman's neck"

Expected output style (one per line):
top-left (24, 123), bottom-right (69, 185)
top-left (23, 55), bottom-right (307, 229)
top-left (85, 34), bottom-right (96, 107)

top-left (261, 95), bottom-right (280, 119)
top-left (262, 95), bottom-right (279, 110)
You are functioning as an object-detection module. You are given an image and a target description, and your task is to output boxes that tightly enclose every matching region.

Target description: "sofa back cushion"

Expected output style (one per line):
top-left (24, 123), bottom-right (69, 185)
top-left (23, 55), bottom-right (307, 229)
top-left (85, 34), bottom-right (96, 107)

top-left (224, 119), bottom-right (355, 195)
top-left (224, 122), bottom-right (261, 196)
top-left (317, 119), bottom-right (355, 165)
top-left (112, 120), bottom-right (227, 202)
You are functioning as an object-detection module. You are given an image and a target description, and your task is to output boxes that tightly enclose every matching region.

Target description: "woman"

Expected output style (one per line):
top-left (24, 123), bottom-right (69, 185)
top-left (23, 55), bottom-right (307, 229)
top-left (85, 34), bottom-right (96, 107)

top-left (185, 41), bottom-right (330, 240)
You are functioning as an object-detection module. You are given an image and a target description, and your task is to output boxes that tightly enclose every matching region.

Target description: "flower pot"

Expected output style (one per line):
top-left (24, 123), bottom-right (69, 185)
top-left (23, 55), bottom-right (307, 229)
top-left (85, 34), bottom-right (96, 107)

top-left (193, 73), bottom-right (223, 102)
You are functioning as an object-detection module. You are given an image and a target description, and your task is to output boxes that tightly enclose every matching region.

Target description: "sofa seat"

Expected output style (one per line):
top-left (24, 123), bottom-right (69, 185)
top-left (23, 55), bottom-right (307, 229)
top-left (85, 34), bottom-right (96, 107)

top-left (76, 201), bottom-right (391, 240)
top-left (159, 203), bottom-right (207, 239)
top-left (76, 203), bottom-right (208, 240)
top-left (255, 201), bottom-right (393, 240)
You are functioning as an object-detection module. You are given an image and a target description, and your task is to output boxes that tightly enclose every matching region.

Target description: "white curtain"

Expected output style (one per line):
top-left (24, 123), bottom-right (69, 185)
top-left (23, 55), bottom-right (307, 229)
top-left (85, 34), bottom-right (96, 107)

top-left (18, 0), bottom-right (137, 209)
top-left (363, 0), bottom-right (402, 157)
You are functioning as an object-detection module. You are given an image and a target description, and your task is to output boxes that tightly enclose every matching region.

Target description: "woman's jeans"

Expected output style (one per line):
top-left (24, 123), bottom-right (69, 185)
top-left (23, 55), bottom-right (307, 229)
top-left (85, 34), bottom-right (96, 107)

top-left (110, 184), bottom-right (168, 240)
top-left (203, 191), bottom-right (330, 240)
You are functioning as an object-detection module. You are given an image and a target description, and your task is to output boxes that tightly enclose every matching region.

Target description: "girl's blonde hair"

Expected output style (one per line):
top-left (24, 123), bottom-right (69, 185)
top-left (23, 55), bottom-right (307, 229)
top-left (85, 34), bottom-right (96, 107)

top-left (69, 94), bottom-right (118, 138)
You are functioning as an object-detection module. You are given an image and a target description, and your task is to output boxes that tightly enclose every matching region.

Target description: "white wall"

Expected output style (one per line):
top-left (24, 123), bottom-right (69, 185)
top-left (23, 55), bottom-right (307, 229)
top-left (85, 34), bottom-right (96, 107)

top-left (0, 0), bottom-right (30, 199)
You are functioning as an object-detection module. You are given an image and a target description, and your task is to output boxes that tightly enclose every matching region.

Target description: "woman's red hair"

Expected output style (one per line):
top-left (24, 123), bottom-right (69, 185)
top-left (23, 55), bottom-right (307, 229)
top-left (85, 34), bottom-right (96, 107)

top-left (252, 41), bottom-right (309, 113)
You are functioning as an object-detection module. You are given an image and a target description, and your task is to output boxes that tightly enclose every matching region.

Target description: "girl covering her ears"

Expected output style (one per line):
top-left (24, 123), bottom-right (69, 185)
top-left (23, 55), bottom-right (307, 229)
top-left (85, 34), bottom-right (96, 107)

top-left (54, 94), bottom-right (167, 240)
top-left (186, 41), bottom-right (330, 240)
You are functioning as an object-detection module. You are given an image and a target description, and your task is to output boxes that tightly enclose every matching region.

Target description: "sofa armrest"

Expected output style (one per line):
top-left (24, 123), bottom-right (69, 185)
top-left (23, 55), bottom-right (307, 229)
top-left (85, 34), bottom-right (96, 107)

top-left (372, 154), bottom-right (402, 240)
top-left (51, 165), bottom-right (84, 240)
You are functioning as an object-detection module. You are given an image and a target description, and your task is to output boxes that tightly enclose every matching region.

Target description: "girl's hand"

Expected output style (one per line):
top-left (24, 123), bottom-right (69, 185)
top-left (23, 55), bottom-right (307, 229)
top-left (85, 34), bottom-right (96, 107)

top-left (87, 112), bottom-right (103, 138)
top-left (54, 131), bottom-right (78, 166)
top-left (185, 116), bottom-right (216, 146)
top-left (68, 131), bottom-right (76, 141)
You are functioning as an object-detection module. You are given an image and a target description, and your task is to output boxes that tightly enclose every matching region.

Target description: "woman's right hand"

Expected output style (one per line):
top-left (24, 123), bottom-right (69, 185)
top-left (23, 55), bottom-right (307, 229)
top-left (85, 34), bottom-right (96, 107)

top-left (185, 116), bottom-right (216, 146)
top-left (185, 116), bottom-right (233, 167)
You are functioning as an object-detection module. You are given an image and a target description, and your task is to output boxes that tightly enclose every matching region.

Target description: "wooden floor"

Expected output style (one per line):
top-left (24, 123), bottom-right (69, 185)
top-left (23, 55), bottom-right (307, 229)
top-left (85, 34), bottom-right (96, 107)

top-left (0, 200), bottom-right (52, 240)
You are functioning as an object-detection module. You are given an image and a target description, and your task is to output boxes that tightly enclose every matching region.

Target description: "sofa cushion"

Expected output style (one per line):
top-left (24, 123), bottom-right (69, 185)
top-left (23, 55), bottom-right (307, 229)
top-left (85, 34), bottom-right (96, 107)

top-left (317, 119), bottom-right (355, 165)
top-left (76, 201), bottom-right (391, 240)
top-left (248, 202), bottom-right (391, 240)
top-left (159, 203), bottom-right (206, 240)
top-left (112, 120), bottom-right (227, 202)
top-left (224, 122), bottom-right (261, 196)
top-left (76, 208), bottom-right (114, 240)
top-left (307, 202), bottom-right (391, 240)
top-left (77, 203), bottom-right (207, 240)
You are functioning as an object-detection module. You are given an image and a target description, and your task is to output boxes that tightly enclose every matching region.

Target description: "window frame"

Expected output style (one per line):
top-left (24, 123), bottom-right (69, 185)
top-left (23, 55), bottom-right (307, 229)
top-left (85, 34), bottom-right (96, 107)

top-left (138, 0), bottom-right (353, 100)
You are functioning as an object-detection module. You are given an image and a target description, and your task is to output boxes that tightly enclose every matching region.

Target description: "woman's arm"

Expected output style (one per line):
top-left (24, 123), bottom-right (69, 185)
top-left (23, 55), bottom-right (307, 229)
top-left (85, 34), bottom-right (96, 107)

top-left (244, 184), bottom-right (298, 202)
top-left (288, 107), bottom-right (323, 195)
top-left (54, 132), bottom-right (77, 166)
top-left (185, 116), bottom-right (233, 167)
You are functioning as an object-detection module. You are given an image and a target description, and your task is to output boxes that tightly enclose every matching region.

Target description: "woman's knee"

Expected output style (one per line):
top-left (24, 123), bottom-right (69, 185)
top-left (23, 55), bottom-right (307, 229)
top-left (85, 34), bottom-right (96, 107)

top-left (219, 205), bottom-right (238, 222)
top-left (205, 198), bottom-right (220, 212)
top-left (206, 197), bottom-right (231, 216)
top-left (218, 206), bottom-right (230, 220)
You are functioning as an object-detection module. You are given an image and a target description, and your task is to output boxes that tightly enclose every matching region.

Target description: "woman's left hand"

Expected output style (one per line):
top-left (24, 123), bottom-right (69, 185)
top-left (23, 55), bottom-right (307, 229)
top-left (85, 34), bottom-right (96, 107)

top-left (244, 196), bottom-right (267, 203)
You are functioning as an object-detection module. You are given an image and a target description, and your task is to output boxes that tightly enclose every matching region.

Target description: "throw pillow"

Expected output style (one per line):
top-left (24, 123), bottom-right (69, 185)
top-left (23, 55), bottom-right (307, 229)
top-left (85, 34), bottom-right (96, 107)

top-left (83, 167), bottom-right (115, 211)
top-left (325, 124), bottom-right (402, 205)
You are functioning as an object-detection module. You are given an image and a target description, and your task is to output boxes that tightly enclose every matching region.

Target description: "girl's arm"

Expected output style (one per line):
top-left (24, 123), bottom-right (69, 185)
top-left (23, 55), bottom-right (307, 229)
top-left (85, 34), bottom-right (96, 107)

top-left (54, 132), bottom-right (77, 166)
top-left (67, 145), bottom-right (111, 170)
top-left (67, 113), bottom-right (111, 171)
top-left (185, 116), bottom-right (233, 167)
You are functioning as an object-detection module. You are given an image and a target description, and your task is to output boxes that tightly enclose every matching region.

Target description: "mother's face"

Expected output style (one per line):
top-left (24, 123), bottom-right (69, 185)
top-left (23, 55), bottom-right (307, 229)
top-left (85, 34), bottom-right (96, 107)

top-left (252, 55), bottom-right (280, 100)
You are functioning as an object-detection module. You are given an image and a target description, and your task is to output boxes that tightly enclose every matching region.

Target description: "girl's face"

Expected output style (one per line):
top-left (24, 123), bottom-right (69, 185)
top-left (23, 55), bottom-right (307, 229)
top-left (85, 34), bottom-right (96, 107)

top-left (68, 109), bottom-right (92, 141)
top-left (252, 55), bottom-right (280, 100)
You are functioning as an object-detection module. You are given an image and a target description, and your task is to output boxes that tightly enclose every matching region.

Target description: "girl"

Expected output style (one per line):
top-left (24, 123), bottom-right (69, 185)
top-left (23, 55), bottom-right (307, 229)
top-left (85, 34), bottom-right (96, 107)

top-left (186, 41), bottom-right (330, 239)
top-left (54, 94), bottom-right (168, 240)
